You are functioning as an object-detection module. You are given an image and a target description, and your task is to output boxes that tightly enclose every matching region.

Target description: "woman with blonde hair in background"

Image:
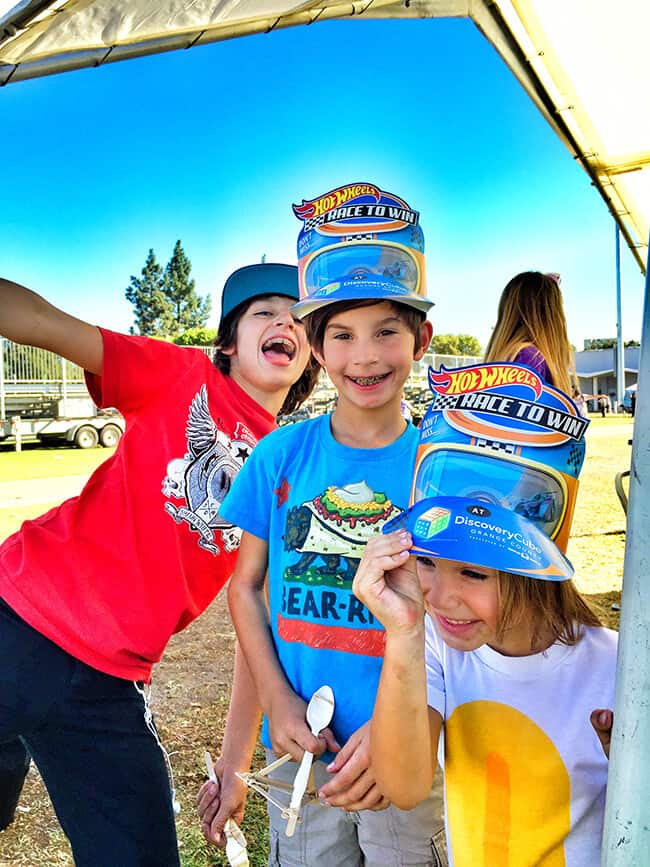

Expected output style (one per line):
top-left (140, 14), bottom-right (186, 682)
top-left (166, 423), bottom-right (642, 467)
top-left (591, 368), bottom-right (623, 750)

top-left (484, 271), bottom-right (575, 394)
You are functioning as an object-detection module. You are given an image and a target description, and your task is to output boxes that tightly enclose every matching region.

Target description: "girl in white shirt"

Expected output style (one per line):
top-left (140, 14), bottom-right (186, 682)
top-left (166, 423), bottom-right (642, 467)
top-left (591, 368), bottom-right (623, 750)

top-left (354, 495), bottom-right (616, 867)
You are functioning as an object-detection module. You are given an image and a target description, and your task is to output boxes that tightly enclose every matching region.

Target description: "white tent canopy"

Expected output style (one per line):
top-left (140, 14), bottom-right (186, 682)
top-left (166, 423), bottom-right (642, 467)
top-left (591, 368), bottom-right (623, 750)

top-left (2, 0), bottom-right (650, 861)
top-left (1, 0), bottom-right (648, 271)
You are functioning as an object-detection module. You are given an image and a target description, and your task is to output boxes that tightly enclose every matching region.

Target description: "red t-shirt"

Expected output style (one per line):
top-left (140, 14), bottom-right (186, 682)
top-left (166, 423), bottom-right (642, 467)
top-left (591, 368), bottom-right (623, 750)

top-left (0, 329), bottom-right (276, 681)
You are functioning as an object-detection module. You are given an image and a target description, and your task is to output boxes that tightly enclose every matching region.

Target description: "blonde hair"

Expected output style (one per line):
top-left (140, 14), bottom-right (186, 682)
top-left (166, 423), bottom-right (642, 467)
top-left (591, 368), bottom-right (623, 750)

top-left (484, 272), bottom-right (575, 394)
top-left (496, 570), bottom-right (601, 651)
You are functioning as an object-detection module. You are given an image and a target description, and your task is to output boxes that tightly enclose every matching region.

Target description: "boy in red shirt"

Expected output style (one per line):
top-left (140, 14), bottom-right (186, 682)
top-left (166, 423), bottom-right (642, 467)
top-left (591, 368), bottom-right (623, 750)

top-left (0, 264), bottom-right (316, 866)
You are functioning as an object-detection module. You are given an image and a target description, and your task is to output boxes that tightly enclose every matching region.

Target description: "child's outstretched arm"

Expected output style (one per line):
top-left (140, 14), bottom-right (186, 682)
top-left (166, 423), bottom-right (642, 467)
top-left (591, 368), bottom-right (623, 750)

top-left (590, 708), bottom-right (613, 758)
top-left (197, 643), bottom-right (260, 847)
top-left (0, 278), bottom-right (103, 374)
top-left (353, 530), bottom-right (442, 810)
top-left (228, 532), bottom-right (340, 762)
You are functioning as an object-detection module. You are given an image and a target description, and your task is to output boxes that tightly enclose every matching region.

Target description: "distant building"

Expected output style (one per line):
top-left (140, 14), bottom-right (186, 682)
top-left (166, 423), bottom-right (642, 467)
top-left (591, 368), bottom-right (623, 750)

top-left (574, 345), bottom-right (640, 409)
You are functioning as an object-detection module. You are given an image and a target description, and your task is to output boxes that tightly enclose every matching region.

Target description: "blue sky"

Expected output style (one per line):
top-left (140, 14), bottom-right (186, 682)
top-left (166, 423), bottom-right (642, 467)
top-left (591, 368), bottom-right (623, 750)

top-left (2, 17), bottom-right (645, 349)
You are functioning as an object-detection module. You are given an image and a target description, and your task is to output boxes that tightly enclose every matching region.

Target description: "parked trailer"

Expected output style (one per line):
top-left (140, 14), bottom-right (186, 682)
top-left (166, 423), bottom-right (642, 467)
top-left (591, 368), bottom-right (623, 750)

top-left (1, 397), bottom-right (125, 449)
top-left (0, 340), bottom-right (125, 449)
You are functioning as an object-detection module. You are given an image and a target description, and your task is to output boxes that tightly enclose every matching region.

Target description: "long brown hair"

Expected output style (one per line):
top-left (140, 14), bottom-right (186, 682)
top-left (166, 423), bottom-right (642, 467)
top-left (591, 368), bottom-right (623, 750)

top-left (213, 295), bottom-right (321, 416)
top-left (496, 570), bottom-right (601, 651)
top-left (484, 272), bottom-right (575, 394)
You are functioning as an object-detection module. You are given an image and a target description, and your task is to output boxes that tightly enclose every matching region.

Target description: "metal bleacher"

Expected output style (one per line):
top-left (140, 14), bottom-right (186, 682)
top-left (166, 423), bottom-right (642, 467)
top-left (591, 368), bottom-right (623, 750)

top-left (0, 340), bottom-right (87, 420)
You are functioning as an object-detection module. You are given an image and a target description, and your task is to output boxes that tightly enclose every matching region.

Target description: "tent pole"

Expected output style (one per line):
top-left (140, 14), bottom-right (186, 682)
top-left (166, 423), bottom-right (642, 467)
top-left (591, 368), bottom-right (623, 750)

top-left (601, 237), bottom-right (650, 863)
top-left (615, 226), bottom-right (625, 408)
top-left (0, 339), bottom-right (5, 423)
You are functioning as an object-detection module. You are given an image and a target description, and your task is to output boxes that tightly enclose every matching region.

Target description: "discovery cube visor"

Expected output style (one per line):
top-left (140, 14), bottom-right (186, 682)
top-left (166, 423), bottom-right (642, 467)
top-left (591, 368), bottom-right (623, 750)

top-left (383, 495), bottom-right (574, 582)
top-left (413, 446), bottom-right (567, 541)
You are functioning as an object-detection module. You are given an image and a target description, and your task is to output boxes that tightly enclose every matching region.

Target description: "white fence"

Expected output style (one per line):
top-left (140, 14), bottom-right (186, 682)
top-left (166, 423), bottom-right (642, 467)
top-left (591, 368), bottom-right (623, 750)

top-left (1, 341), bottom-right (85, 383)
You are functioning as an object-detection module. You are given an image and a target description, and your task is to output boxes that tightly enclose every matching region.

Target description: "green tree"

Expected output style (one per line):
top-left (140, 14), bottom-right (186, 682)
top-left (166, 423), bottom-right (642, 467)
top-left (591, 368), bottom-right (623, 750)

top-left (430, 333), bottom-right (482, 356)
top-left (431, 334), bottom-right (459, 355)
top-left (163, 240), bottom-right (211, 336)
top-left (456, 334), bottom-right (482, 355)
top-left (173, 326), bottom-right (218, 347)
top-left (125, 249), bottom-right (172, 336)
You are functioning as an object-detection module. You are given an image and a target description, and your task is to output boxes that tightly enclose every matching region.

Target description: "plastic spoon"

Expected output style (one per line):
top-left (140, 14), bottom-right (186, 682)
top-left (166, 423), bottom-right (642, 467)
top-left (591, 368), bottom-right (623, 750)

top-left (285, 685), bottom-right (335, 836)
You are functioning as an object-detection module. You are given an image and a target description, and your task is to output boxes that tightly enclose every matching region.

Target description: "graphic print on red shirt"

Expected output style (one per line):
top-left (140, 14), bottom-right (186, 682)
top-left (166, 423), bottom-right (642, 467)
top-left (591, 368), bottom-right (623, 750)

top-left (162, 385), bottom-right (258, 555)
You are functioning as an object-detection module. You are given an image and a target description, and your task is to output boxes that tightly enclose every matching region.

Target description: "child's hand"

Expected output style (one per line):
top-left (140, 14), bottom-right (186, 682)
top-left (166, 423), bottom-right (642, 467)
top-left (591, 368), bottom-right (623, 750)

top-left (590, 708), bottom-right (613, 758)
top-left (268, 689), bottom-right (341, 762)
top-left (318, 721), bottom-right (389, 812)
top-left (353, 531), bottom-right (424, 635)
top-left (196, 758), bottom-right (248, 847)
top-left (318, 721), bottom-right (390, 812)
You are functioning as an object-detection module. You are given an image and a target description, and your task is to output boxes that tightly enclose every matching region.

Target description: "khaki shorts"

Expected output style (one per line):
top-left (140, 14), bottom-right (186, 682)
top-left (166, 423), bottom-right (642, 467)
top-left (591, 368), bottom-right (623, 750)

top-left (264, 750), bottom-right (446, 867)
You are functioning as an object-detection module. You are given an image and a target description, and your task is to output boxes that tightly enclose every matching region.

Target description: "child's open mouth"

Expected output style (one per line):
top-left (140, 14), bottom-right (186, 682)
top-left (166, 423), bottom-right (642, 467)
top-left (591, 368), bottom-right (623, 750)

top-left (262, 337), bottom-right (297, 364)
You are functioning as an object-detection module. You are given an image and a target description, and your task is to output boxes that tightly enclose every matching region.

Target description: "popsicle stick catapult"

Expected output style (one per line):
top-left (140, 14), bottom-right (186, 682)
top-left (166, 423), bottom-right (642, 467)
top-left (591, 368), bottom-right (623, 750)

top-left (235, 751), bottom-right (320, 828)
top-left (236, 685), bottom-right (335, 837)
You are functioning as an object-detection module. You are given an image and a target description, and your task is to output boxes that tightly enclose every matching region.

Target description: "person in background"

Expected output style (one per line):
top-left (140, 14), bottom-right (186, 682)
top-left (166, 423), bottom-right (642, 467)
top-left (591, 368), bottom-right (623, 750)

top-left (484, 271), bottom-right (575, 394)
top-left (0, 264), bottom-right (317, 866)
top-left (400, 390), bottom-right (414, 423)
top-left (572, 386), bottom-right (589, 418)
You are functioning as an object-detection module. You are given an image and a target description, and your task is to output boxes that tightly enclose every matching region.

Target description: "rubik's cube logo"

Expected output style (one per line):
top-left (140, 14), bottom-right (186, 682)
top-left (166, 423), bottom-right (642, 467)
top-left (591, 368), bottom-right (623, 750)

top-left (414, 507), bottom-right (451, 539)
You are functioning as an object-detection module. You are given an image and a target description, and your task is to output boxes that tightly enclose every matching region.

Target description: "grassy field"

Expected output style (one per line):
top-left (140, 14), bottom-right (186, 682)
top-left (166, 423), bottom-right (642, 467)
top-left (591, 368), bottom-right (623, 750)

top-left (0, 414), bottom-right (634, 865)
top-left (0, 444), bottom-right (114, 544)
top-left (0, 441), bottom-right (114, 483)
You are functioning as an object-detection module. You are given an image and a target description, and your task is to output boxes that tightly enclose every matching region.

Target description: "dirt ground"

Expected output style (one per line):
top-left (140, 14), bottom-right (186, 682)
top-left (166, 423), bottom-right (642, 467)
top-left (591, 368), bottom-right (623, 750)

top-left (0, 596), bottom-right (239, 867)
top-left (0, 416), bottom-right (630, 865)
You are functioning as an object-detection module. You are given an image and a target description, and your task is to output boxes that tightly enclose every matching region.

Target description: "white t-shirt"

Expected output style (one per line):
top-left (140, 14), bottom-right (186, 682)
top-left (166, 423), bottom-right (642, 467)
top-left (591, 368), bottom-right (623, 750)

top-left (425, 616), bottom-right (617, 866)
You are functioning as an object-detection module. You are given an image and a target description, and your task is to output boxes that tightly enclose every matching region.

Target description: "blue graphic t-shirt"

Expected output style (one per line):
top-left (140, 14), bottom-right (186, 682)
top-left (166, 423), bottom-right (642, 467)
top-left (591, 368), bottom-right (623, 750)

top-left (220, 413), bottom-right (418, 752)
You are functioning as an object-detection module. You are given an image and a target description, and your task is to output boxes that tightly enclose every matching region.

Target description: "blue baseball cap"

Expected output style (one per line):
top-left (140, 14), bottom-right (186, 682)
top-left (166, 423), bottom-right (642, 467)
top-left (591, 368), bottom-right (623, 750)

top-left (384, 495), bottom-right (574, 582)
top-left (219, 263), bottom-right (299, 325)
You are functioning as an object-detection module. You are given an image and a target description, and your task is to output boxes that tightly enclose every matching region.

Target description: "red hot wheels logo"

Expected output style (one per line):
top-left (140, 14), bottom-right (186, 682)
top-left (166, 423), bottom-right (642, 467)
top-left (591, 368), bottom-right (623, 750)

top-left (293, 184), bottom-right (381, 220)
top-left (292, 183), bottom-right (419, 235)
top-left (429, 363), bottom-right (543, 400)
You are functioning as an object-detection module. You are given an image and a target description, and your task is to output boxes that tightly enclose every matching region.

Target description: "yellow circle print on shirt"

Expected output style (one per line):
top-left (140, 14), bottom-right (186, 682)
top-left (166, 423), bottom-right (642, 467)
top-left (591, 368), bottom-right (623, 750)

top-left (445, 701), bottom-right (570, 867)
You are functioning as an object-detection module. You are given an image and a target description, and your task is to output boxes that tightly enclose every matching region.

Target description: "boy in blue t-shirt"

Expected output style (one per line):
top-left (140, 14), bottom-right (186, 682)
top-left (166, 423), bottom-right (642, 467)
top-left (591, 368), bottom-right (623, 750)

top-left (203, 185), bottom-right (441, 864)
